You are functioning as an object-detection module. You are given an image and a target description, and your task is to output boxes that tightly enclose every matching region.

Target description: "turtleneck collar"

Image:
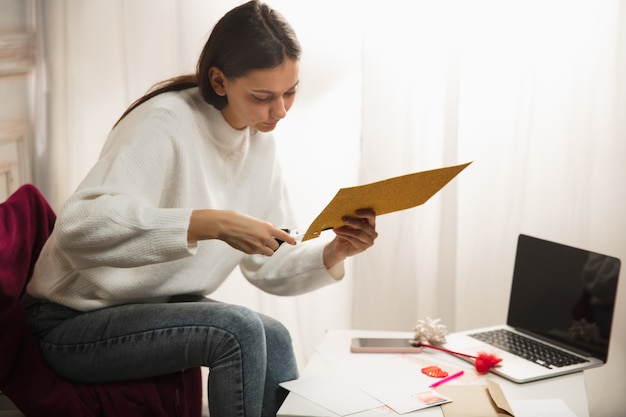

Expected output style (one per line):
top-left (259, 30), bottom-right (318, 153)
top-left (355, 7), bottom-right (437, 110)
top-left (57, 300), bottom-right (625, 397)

top-left (184, 87), bottom-right (251, 153)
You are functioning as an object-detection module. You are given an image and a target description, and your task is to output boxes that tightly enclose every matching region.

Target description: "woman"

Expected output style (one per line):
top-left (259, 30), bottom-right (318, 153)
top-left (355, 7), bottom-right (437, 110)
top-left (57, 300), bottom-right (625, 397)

top-left (24, 1), bottom-right (377, 416)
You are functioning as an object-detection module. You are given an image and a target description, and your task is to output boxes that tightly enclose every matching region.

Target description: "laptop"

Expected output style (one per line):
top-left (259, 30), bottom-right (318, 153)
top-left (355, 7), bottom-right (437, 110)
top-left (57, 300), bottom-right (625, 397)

top-left (443, 234), bottom-right (621, 383)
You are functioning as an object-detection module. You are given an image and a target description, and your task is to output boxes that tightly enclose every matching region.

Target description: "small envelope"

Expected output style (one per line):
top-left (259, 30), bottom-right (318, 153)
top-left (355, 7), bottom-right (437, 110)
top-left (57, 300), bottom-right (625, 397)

top-left (437, 379), bottom-right (515, 417)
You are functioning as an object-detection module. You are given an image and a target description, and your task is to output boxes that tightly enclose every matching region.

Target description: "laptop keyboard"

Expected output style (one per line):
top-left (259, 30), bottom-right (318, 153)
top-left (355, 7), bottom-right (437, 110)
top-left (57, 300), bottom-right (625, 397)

top-left (469, 329), bottom-right (588, 369)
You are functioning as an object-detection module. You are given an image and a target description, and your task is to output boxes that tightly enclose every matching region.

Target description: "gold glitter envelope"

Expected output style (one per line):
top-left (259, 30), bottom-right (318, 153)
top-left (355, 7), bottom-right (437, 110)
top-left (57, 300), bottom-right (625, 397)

top-left (302, 161), bottom-right (472, 241)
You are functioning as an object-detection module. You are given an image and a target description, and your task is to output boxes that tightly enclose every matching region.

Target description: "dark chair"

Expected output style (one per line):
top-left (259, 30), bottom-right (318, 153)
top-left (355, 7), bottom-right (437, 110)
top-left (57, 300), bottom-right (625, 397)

top-left (0, 184), bottom-right (203, 417)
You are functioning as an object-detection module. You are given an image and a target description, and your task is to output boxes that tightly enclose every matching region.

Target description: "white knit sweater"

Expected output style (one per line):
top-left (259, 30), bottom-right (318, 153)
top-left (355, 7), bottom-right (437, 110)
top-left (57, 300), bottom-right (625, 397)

top-left (28, 88), bottom-right (343, 311)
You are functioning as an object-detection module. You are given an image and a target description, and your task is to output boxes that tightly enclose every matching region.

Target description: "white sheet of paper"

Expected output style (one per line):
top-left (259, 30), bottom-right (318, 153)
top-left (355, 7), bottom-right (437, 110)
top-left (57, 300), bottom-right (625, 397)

top-left (280, 375), bottom-right (382, 416)
top-left (509, 399), bottom-right (578, 417)
top-left (362, 377), bottom-right (450, 414)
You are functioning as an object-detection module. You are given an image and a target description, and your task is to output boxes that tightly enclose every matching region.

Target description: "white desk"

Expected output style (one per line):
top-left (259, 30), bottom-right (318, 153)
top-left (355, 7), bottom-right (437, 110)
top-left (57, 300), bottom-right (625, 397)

top-left (278, 329), bottom-right (589, 417)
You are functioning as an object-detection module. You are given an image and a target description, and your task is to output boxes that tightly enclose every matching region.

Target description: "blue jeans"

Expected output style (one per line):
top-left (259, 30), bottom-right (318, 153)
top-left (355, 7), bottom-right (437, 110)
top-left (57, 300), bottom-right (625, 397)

top-left (25, 295), bottom-right (299, 417)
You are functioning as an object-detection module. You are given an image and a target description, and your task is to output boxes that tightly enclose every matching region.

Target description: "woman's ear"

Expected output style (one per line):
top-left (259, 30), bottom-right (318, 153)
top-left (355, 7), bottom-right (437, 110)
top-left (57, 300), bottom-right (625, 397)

top-left (209, 67), bottom-right (227, 96)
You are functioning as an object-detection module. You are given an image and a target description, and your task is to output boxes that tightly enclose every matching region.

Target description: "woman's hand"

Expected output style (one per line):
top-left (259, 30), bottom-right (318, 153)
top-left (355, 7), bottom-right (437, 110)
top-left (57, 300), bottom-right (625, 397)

top-left (188, 209), bottom-right (295, 256)
top-left (323, 209), bottom-right (378, 269)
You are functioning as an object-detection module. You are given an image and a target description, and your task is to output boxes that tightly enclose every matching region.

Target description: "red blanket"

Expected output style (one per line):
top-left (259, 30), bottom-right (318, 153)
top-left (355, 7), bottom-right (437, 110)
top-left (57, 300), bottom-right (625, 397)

top-left (0, 184), bottom-right (202, 417)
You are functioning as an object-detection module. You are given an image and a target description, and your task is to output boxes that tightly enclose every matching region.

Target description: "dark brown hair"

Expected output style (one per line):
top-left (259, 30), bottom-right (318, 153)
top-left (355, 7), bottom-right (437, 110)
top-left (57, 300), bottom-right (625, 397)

top-left (114, 0), bottom-right (301, 127)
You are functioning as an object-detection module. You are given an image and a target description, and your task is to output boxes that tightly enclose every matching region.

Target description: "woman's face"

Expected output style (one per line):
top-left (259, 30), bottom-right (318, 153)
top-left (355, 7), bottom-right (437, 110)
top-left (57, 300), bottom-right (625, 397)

top-left (213, 58), bottom-right (300, 132)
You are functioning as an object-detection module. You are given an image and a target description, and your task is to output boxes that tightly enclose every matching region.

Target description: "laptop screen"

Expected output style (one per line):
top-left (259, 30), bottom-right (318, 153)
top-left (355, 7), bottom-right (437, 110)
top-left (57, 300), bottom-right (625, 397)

top-left (507, 234), bottom-right (620, 361)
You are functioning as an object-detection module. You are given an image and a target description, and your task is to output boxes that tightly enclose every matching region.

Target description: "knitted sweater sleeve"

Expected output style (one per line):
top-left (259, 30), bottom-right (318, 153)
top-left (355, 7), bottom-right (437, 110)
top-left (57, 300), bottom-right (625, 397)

top-left (54, 111), bottom-right (195, 270)
top-left (240, 239), bottom-right (345, 296)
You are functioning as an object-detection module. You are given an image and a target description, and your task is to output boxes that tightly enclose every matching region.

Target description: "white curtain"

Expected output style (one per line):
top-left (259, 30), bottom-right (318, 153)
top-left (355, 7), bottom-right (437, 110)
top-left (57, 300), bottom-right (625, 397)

top-left (355, 2), bottom-right (626, 416)
top-left (37, 1), bottom-right (626, 416)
